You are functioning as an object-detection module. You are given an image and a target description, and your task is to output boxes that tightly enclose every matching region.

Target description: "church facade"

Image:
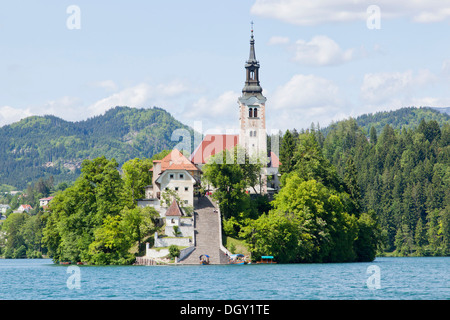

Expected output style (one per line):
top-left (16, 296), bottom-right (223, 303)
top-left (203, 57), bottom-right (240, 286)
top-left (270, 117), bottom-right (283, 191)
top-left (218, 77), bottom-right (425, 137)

top-left (190, 27), bottom-right (280, 194)
top-left (140, 27), bottom-right (280, 259)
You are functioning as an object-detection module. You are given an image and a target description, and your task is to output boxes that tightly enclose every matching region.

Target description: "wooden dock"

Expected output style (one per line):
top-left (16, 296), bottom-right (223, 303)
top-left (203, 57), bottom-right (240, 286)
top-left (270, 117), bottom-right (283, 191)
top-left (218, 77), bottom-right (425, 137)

top-left (134, 256), bottom-right (158, 266)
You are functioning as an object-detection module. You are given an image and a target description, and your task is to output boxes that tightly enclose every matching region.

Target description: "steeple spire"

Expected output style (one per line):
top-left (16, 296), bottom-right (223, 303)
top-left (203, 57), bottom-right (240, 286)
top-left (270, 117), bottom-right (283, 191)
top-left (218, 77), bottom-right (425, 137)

top-left (242, 22), bottom-right (264, 98)
top-left (248, 22), bottom-right (257, 62)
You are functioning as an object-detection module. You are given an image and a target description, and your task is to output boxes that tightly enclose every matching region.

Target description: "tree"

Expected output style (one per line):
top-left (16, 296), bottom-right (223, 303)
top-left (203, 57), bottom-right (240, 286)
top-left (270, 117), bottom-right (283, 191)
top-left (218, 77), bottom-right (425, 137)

top-left (354, 211), bottom-right (381, 261)
top-left (279, 130), bottom-right (296, 174)
top-left (122, 158), bottom-right (153, 203)
top-left (369, 126), bottom-right (377, 145)
top-left (242, 211), bottom-right (301, 263)
top-left (344, 155), bottom-right (361, 214)
top-left (43, 157), bottom-right (130, 263)
top-left (202, 146), bottom-right (260, 221)
top-left (121, 206), bottom-right (159, 250)
top-left (88, 215), bottom-right (134, 265)
top-left (2, 213), bottom-right (27, 257)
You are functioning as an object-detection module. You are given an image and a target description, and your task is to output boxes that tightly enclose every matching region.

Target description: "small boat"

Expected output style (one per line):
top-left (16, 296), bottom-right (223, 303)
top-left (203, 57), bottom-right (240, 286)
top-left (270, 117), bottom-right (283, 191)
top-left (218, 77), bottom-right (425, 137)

top-left (199, 254), bottom-right (210, 265)
top-left (256, 256), bottom-right (277, 264)
top-left (59, 261), bottom-right (71, 265)
top-left (229, 254), bottom-right (249, 265)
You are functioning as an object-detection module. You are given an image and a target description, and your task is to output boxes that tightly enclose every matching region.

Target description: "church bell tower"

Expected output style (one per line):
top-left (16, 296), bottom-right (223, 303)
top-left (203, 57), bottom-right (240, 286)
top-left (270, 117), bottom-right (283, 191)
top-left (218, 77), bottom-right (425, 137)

top-left (238, 24), bottom-right (267, 162)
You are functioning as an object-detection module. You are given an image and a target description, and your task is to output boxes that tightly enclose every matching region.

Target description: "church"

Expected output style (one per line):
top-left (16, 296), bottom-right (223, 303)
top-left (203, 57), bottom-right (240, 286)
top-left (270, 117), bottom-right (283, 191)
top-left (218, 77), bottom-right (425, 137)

top-left (138, 27), bottom-right (280, 263)
top-left (189, 26), bottom-right (280, 194)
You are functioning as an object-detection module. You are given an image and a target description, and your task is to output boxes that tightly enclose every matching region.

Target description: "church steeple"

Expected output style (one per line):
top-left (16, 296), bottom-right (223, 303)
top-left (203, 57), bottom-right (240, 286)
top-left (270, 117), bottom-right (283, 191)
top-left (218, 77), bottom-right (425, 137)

top-left (242, 23), bottom-right (264, 98)
top-left (238, 22), bottom-right (268, 193)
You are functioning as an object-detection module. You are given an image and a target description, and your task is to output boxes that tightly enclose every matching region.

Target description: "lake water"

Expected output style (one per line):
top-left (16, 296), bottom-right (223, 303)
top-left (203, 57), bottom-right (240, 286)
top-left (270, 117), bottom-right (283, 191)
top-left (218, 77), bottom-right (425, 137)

top-left (0, 257), bottom-right (448, 300)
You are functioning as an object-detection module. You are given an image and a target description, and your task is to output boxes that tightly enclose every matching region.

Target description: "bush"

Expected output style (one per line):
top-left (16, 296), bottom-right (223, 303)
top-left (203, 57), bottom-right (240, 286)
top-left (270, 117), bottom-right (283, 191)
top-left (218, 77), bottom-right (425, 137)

top-left (169, 245), bottom-right (180, 258)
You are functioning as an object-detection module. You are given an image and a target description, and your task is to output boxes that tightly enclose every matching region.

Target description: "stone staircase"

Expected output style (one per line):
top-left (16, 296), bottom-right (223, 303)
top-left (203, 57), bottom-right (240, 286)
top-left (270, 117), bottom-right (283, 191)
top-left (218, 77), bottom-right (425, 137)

top-left (178, 196), bottom-right (229, 265)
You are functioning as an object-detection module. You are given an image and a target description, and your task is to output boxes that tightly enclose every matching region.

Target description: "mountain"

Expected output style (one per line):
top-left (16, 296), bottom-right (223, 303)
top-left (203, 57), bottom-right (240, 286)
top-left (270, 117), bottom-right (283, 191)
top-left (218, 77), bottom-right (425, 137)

top-left (2, 105), bottom-right (448, 191)
top-left (431, 106), bottom-right (450, 115)
top-left (353, 107), bottom-right (449, 135)
top-left (0, 106), bottom-right (194, 189)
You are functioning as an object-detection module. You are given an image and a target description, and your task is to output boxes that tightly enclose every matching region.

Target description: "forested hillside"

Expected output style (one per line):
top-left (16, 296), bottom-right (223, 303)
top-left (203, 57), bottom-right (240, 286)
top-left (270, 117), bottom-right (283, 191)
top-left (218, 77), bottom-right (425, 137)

top-left (289, 116), bottom-right (449, 256)
top-left (0, 107), bottom-right (193, 189)
top-left (354, 107), bottom-right (449, 137)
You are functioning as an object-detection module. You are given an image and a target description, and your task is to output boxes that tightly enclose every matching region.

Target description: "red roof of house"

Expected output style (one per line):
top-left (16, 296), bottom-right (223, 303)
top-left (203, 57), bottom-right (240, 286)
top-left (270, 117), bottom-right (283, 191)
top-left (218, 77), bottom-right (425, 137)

top-left (190, 134), bottom-right (239, 164)
top-left (165, 200), bottom-right (183, 217)
top-left (39, 196), bottom-right (54, 201)
top-left (150, 149), bottom-right (198, 172)
top-left (268, 151), bottom-right (281, 168)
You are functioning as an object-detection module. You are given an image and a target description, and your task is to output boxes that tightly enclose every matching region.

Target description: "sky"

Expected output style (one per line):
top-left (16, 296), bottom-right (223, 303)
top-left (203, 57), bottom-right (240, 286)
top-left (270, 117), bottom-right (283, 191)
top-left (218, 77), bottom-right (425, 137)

top-left (1, 0), bottom-right (450, 134)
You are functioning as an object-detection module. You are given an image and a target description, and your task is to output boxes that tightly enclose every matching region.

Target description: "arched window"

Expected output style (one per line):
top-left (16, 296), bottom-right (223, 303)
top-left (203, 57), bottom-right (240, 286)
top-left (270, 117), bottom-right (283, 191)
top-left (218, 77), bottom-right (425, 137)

top-left (254, 108), bottom-right (258, 117)
top-left (250, 130), bottom-right (253, 137)
top-left (249, 108), bottom-right (253, 118)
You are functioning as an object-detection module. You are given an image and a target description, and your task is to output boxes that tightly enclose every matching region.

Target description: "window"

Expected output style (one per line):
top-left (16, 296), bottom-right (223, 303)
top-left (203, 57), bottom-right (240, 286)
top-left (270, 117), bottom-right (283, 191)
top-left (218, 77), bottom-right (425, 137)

top-left (254, 108), bottom-right (258, 117)
top-left (179, 174), bottom-right (184, 179)
top-left (169, 174), bottom-right (174, 179)
top-left (250, 131), bottom-right (253, 137)
top-left (184, 200), bottom-right (188, 204)
top-left (185, 187), bottom-right (189, 191)
top-left (175, 187), bottom-right (179, 191)
top-left (249, 108), bottom-right (253, 118)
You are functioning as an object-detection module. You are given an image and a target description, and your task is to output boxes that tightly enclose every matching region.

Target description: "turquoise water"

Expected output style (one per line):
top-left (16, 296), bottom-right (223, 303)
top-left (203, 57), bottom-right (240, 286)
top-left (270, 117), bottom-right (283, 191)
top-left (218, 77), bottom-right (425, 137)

top-left (0, 257), bottom-right (448, 300)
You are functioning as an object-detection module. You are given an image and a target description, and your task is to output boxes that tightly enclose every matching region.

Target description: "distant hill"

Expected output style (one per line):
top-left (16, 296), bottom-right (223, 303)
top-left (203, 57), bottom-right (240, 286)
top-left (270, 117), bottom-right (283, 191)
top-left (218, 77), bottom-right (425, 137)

top-left (431, 106), bottom-right (450, 115)
top-left (0, 106), bottom-right (194, 189)
top-left (353, 107), bottom-right (449, 136)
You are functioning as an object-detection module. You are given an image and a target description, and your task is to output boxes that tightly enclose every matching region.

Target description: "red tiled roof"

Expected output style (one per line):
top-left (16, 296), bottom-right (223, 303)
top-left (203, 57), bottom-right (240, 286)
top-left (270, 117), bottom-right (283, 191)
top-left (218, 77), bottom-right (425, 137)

top-left (39, 196), bottom-right (54, 201)
top-left (150, 149), bottom-right (198, 172)
top-left (190, 134), bottom-right (239, 164)
top-left (165, 200), bottom-right (183, 216)
top-left (268, 151), bottom-right (281, 168)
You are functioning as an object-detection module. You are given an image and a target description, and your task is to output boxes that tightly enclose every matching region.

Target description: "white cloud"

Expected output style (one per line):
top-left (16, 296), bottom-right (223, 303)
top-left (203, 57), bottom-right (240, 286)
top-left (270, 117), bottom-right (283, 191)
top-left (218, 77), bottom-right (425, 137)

top-left (293, 35), bottom-right (358, 66)
top-left (251, 0), bottom-right (450, 25)
top-left (180, 91), bottom-right (240, 133)
top-left (357, 68), bottom-right (450, 117)
top-left (0, 106), bottom-right (33, 127)
top-left (360, 69), bottom-right (437, 104)
top-left (37, 96), bottom-right (83, 120)
top-left (87, 81), bottom-right (189, 118)
top-left (88, 83), bottom-right (153, 117)
top-left (267, 74), bottom-right (349, 130)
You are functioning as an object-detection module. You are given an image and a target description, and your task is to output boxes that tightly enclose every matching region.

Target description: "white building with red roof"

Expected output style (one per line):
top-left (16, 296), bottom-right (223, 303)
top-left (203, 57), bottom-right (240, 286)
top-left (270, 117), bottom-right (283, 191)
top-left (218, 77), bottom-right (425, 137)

top-left (17, 204), bottom-right (32, 213)
top-left (39, 196), bottom-right (54, 207)
top-left (148, 149), bottom-right (201, 208)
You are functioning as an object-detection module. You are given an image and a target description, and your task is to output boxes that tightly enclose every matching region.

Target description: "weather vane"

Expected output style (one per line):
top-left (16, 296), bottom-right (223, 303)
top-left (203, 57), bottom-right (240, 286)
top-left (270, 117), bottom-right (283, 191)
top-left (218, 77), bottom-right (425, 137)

top-left (251, 21), bottom-right (254, 33)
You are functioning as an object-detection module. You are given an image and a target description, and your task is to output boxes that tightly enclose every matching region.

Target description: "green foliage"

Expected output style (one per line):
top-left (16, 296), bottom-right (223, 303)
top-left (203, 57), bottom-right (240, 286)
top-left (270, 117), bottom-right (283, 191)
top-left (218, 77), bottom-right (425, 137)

top-left (1, 212), bottom-right (46, 258)
top-left (352, 106), bottom-right (449, 137)
top-left (122, 157), bottom-right (153, 202)
top-left (41, 156), bottom-right (160, 264)
top-left (0, 107), bottom-right (194, 190)
top-left (202, 146), bottom-right (261, 223)
top-left (321, 116), bottom-right (450, 256)
top-left (242, 132), bottom-right (382, 263)
top-left (279, 129), bottom-right (296, 174)
top-left (168, 245), bottom-right (180, 258)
